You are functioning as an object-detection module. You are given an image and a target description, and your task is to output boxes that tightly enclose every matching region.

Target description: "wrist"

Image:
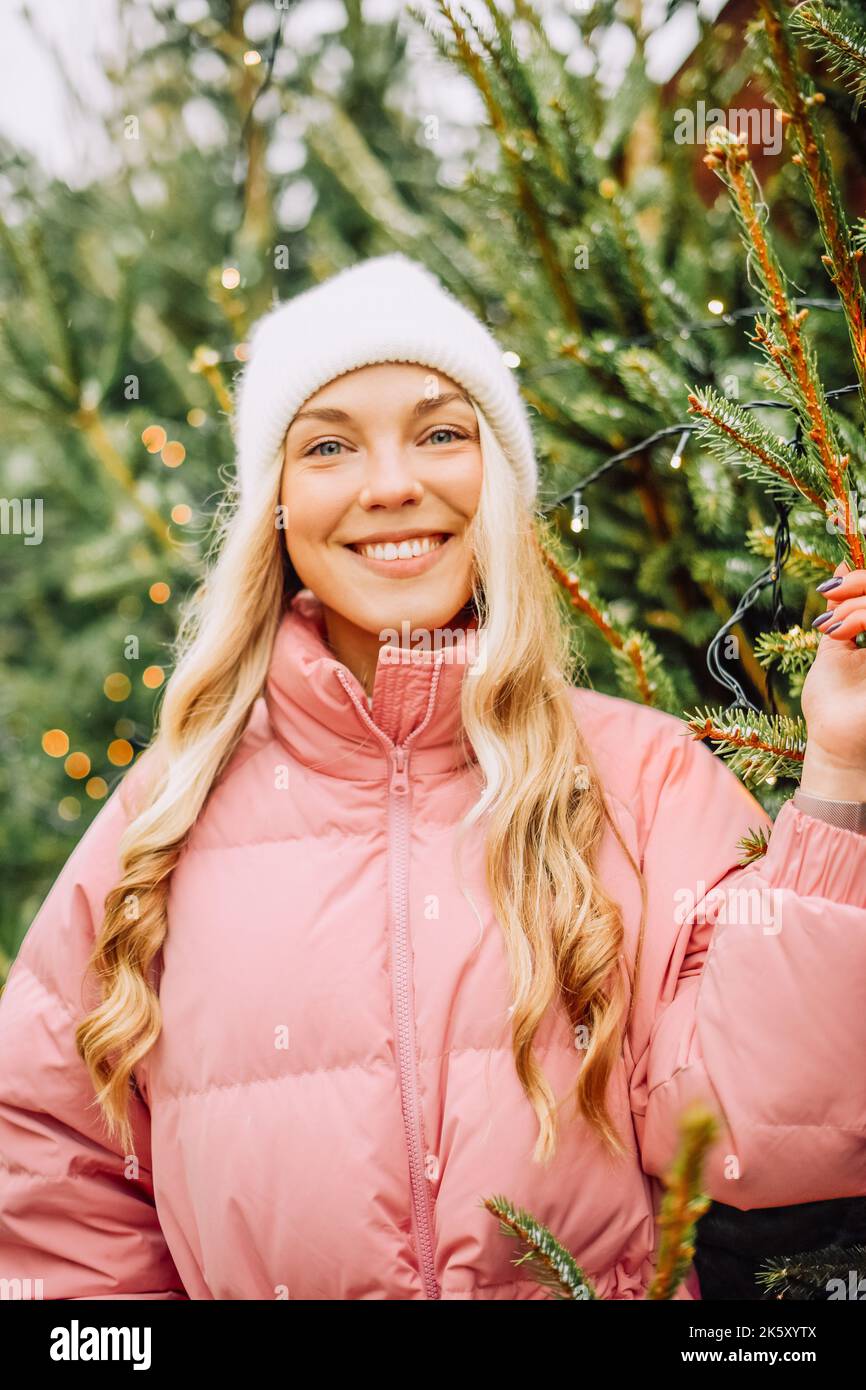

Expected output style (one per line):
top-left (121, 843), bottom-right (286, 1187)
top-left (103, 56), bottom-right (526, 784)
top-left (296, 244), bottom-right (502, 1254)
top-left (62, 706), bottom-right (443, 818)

top-left (799, 743), bottom-right (866, 801)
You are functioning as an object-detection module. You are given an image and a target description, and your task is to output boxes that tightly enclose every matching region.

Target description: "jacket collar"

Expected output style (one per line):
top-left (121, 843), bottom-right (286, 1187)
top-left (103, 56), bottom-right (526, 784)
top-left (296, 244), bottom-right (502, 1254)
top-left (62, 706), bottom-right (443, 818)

top-left (264, 590), bottom-right (480, 779)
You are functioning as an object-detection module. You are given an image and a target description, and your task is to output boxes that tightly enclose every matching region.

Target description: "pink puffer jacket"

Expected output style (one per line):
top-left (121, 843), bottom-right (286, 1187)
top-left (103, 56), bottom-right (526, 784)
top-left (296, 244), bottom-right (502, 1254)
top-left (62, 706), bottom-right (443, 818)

top-left (1, 589), bottom-right (865, 1301)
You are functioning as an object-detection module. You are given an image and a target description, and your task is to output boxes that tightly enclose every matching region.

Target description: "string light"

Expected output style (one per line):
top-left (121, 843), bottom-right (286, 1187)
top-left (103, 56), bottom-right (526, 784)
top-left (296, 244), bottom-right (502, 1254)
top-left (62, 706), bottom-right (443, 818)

top-left (143, 666), bottom-right (165, 689)
top-left (243, 49), bottom-right (262, 66)
top-left (42, 729), bottom-right (69, 757)
top-left (707, 299), bottom-right (725, 315)
top-left (670, 427), bottom-right (691, 470)
top-left (149, 582), bottom-right (171, 605)
top-left (221, 267), bottom-right (241, 290)
top-left (64, 752), bottom-right (91, 780)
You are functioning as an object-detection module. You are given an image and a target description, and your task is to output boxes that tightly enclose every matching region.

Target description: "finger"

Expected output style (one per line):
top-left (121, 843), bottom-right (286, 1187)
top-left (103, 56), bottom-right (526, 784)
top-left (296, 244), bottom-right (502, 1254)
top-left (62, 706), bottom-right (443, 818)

top-left (816, 561), bottom-right (864, 604)
top-left (822, 605), bottom-right (866, 640)
top-left (812, 593), bottom-right (866, 628)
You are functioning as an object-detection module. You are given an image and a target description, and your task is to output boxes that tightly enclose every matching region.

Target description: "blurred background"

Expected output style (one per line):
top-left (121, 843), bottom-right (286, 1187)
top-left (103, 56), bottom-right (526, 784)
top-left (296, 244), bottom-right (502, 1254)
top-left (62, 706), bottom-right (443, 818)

top-left (2, 0), bottom-right (863, 974)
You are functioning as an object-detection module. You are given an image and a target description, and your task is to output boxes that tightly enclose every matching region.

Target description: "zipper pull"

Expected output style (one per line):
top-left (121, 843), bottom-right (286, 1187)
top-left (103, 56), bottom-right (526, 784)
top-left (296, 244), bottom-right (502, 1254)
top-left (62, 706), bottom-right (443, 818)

top-left (389, 746), bottom-right (410, 795)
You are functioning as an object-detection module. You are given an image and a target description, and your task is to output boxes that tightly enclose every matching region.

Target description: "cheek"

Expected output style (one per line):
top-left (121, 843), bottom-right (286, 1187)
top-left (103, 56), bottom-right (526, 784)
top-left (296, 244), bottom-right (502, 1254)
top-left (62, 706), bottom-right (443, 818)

top-left (453, 452), bottom-right (483, 518)
top-left (279, 470), bottom-right (345, 551)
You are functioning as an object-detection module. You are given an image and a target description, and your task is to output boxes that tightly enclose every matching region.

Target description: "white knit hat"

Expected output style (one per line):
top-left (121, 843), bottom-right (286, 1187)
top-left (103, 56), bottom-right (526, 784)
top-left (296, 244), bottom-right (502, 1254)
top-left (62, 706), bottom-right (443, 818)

top-left (232, 253), bottom-right (538, 508)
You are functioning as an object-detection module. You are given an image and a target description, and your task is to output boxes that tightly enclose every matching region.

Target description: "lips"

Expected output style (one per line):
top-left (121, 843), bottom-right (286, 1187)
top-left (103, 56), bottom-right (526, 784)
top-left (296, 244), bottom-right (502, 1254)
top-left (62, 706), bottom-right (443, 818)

top-left (348, 533), bottom-right (448, 561)
top-left (344, 532), bottom-right (456, 577)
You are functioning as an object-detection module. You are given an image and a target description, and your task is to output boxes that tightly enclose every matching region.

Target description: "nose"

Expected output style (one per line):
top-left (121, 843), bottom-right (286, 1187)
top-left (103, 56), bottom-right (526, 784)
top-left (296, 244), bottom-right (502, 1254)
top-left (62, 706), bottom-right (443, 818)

top-left (357, 441), bottom-right (425, 510)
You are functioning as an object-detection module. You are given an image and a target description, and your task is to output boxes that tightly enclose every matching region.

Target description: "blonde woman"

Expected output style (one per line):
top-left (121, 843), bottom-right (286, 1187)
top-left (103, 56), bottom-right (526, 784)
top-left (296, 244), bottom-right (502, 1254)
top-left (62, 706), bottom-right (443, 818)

top-left (1, 254), bottom-right (864, 1302)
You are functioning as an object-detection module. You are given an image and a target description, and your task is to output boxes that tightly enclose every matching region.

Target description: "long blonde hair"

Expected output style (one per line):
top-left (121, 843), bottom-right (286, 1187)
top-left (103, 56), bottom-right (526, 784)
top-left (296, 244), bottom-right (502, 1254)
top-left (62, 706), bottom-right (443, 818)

top-left (76, 405), bottom-right (646, 1162)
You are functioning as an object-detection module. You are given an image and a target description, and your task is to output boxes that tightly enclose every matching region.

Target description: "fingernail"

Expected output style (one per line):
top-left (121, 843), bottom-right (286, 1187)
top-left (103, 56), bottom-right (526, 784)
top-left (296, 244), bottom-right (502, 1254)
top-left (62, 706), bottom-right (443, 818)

top-left (811, 610), bottom-right (835, 628)
top-left (825, 621), bottom-right (844, 633)
top-left (816, 576), bottom-right (844, 593)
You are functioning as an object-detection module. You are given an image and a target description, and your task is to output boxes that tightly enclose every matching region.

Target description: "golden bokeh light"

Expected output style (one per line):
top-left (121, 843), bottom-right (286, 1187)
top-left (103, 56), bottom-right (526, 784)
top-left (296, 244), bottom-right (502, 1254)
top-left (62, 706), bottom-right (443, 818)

top-left (108, 739), bottom-right (134, 767)
top-left (149, 582), bottom-right (171, 604)
top-left (86, 777), bottom-right (108, 800)
top-left (221, 267), bottom-right (241, 289)
top-left (64, 751), bottom-right (91, 779)
top-left (171, 503), bottom-right (192, 525)
top-left (141, 425), bottom-right (167, 453)
top-left (143, 666), bottom-right (165, 689)
top-left (42, 729), bottom-right (69, 757)
top-left (58, 797), bottom-right (81, 821)
top-left (162, 440), bottom-right (186, 468)
top-left (103, 672), bottom-right (132, 702)
top-left (187, 408), bottom-right (206, 427)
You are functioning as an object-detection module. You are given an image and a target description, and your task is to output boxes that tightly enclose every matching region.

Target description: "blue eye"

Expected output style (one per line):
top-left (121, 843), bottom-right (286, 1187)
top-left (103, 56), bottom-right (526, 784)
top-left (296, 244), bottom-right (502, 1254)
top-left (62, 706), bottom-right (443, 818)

top-left (426, 428), bottom-right (466, 445)
top-left (306, 439), bottom-right (343, 457)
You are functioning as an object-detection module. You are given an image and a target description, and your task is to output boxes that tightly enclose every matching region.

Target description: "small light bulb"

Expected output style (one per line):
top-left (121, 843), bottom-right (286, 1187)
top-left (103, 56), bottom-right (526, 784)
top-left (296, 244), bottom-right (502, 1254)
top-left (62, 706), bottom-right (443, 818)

top-left (707, 298), bottom-right (725, 315)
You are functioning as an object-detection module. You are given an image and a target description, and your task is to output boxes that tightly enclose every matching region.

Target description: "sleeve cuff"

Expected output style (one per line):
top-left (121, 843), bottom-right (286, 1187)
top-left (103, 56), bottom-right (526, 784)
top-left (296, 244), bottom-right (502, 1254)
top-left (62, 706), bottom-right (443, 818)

top-left (760, 797), bottom-right (866, 908)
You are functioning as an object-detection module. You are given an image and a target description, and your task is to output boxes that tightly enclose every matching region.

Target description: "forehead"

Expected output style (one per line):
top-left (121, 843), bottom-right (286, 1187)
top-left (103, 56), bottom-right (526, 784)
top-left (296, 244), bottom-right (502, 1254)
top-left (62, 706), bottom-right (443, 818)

top-left (293, 362), bottom-right (473, 416)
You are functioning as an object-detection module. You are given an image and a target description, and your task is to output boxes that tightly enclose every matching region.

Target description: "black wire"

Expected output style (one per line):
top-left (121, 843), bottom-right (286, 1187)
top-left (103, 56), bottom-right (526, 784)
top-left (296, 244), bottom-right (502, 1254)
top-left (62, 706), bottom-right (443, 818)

top-left (523, 299), bottom-right (845, 385)
top-left (540, 383), bottom-right (861, 511)
top-left (239, 7), bottom-right (290, 151)
top-left (542, 388), bottom-right (854, 716)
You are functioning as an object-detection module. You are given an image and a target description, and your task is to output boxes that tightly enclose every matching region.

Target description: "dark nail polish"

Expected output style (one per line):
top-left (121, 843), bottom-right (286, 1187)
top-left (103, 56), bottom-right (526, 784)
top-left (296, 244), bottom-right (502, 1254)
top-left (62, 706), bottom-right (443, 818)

top-left (811, 611), bottom-right (835, 628)
top-left (816, 576), bottom-right (844, 593)
top-left (825, 621), bottom-right (844, 633)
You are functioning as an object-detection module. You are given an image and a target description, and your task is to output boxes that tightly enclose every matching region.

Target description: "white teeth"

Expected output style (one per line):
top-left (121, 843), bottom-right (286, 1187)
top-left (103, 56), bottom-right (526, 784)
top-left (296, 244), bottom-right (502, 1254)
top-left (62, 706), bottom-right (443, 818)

top-left (355, 535), bottom-right (445, 561)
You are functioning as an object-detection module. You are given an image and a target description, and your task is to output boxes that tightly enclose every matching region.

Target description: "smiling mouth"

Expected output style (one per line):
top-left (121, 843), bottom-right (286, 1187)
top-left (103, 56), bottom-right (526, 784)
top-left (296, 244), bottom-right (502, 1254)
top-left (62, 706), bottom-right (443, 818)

top-left (346, 533), bottom-right (450, 562)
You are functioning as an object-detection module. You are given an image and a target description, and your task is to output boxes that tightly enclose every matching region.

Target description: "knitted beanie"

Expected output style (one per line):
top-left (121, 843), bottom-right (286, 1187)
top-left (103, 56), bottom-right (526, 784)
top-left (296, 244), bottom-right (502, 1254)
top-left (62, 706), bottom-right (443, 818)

top-left (232, 253), bottom-right (538, 508)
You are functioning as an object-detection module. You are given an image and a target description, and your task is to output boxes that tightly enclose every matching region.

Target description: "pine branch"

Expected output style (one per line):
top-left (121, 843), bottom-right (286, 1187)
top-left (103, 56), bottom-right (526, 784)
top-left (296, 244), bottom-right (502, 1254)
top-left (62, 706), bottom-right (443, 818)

top-left (538, 537), bottom-right (674, 707)
top-left (754, 625), bottom-right (820, 674)
top-left (757, 1243), bottom-right (866, 1300)
top-left (70, 406), bottom-right (175, 555)
top-left (737, 824), bottom-right (770, 864)
top-left (701, 126), bottom-right (864, 567)
top-left (687, 387), bottom-right (827, 510)
top-left (758, 0), bottom-right (866, 413)
top-left (646, 1106), bottom-right (717, 1301)
top-left (423, 0), bottom-right (582, 330)
top-left (793, 3), bottom-right (866, 114)
top-left (745, 524), bottom-right (838, 579)
top-left (482, 1194), bottom-right (599, 1299)
top-left (683, 707), bottom-right (807, 784)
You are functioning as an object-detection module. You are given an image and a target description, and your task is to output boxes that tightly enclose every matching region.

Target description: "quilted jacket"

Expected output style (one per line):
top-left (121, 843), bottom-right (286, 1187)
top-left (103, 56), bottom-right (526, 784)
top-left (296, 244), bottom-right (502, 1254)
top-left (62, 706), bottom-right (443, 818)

top-left (1, 588), bottom-right (865, 1300)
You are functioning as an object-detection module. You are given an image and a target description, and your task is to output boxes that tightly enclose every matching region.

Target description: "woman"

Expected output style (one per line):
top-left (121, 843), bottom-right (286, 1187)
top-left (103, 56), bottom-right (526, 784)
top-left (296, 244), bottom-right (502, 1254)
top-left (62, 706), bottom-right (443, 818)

top-left (0, 253), bottom-right (864, 1302)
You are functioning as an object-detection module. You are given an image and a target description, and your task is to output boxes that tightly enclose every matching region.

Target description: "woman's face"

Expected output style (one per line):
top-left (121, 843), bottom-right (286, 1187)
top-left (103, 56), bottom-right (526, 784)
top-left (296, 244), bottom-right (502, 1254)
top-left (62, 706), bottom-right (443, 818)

top-left (280, 362), bottom-right (483, 646)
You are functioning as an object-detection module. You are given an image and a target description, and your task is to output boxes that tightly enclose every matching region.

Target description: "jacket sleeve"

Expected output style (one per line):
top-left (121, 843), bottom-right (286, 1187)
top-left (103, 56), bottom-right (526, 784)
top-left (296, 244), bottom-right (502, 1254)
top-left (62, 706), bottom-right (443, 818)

top-left (628, 720), bottom-right (866, 1211)
top-left (0, 771), bottom-right (188, 1300)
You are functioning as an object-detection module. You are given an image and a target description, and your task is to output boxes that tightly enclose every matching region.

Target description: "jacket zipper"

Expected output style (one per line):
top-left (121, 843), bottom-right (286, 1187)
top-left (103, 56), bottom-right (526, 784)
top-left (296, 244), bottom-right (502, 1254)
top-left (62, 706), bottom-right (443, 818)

top-left (335, 669), bottom-right (442, 1300)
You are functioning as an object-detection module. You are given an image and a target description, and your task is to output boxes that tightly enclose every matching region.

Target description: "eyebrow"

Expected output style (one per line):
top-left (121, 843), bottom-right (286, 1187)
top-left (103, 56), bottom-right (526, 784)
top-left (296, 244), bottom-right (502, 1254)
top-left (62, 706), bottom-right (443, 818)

top-left (288, 390), bottom-right (474, 429)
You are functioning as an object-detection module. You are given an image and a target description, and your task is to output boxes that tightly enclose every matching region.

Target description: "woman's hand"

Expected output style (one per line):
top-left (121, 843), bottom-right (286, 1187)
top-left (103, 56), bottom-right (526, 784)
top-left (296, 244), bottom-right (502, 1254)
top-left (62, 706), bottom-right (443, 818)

top-left (799, 561), bottom-right (866, 800)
